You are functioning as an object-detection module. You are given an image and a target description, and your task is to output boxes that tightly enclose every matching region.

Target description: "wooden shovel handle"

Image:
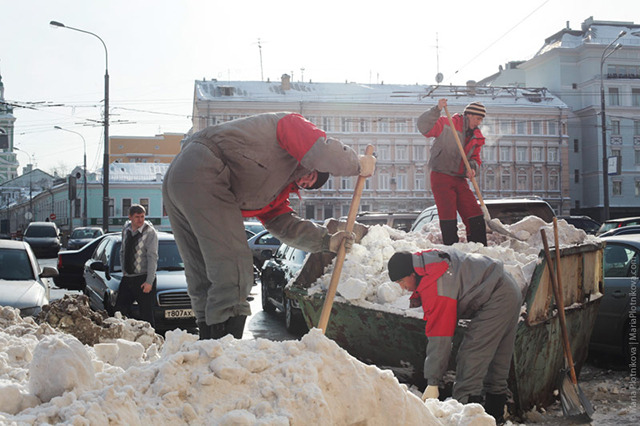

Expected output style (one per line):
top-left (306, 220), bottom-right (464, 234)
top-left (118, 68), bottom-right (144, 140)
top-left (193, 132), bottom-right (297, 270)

top-left (443, 105), bottom-right (487, 210)
top-left (541, 228), bottom-right (578, 384)
top-left (317, 145), bottom-right (374, 333)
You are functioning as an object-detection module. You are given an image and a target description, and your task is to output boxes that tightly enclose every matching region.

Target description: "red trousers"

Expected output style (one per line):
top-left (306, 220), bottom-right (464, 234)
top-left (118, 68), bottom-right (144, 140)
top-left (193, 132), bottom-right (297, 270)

top-left (431, 171), bottom-right (483, 231)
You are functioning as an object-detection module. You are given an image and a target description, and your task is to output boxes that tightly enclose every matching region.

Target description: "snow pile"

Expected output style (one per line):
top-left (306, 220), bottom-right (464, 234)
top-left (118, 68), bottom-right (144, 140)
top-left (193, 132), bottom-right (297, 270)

top-left (0, 306), bottom-right (495, 424)
top-left (310, 217), bottom-right (598, 316)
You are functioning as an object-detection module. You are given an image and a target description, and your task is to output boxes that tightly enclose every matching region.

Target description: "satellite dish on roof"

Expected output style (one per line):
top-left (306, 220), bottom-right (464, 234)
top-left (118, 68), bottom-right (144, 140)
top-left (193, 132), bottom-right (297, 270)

top-left (435, 73), bottom-right (443, 83)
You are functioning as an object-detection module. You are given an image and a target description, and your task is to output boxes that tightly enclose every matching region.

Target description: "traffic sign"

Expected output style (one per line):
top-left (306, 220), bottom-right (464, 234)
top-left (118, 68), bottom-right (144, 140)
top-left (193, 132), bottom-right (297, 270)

top-left (49, 213), bottom-right (57, 221)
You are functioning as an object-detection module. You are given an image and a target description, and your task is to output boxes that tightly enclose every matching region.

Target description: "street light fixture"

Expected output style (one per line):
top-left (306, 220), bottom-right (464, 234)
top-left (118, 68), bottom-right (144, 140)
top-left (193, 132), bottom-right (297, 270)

top-left (54, 126), bottom-right (88, 227)
top-left (50, 20), bottom-right (110, 232)
top-left (599, 29), bottom-right (626, 221)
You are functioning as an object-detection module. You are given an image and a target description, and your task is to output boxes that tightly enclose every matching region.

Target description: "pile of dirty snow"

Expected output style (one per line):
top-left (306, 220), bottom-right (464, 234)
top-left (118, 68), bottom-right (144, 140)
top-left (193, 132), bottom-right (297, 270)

top-left (0, 306), bottom-right (494, 424)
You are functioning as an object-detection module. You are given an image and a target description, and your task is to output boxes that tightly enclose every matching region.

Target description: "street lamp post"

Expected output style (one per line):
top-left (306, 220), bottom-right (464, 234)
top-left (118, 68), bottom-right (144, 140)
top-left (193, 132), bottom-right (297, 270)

top-left (599, 30), bottom-right (626, 222)
top-left (54, 126), bottom-right (88, 226)
top-left (50, 20), bottom-right (110, 232)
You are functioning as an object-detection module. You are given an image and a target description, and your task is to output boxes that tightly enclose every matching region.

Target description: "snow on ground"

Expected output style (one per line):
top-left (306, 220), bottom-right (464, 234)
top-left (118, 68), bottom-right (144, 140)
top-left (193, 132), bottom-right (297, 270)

top-left (0, 306), bottom-right (494, 425)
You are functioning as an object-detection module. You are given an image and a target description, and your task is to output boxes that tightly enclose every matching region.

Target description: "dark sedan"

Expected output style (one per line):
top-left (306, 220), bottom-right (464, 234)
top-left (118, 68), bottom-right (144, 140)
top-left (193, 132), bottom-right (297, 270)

top-left (260, 243), bottom-right (309, 334)
top-left (83, 232), bottom-right (196, 333)
top-left (67, 227), bottom-right (105, 250)
top-left (589, 234), bottom-right (640, 361)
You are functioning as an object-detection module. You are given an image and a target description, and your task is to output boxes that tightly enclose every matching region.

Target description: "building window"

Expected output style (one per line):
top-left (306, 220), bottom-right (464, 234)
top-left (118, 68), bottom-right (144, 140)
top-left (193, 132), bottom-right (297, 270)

top-left (499, 146), bottom-right (512, 162)
top-left (140, 198), bottom-right (150, 215)
top-left (636, 180), bottom-right (640, 197)
top-left (633, 89), bottom-right (640, 107)
top-left (413, 145), bottom-right (425, 162)
top-left (485, 169), bottom-right (496, 190)
top-left (548, 121), bottom-right (557, 136)
top-left (396, 174), bottom-right (407, 190)
top-left (516, 146), bottom-right (528, 163)
top-left (359, 119), bottom-right (370, 132)
top-left (109, 198), bottom-right (115, 217)
top-left (574, 169), bottom-right (580, 183)
top-left (414, 173), bottom-right (425, 190)
top-left (500, 120), bottom-right (512, 134)
top-left (377, 118), bottom-right (389, 133)
top-left (483, 146), bottom-right (496, 162)
top-left (608, 87), bottom-right (620, 106)
top-left (635, 120), bottom-right (640, 135)
top-left (122, 198), bottom-right (132, 217)
top-left (341, 177), bottom-right (353, 190)
top-left (322, 117), bottom-right (333, 132)
top-left (324, 205), bottom-right (333, 220)
top-left (611, 120), bottom-right (621, 135)
top-left (612, 180), bottom-right (622, 196)
top-left (379, 173), bottom-right (390, 190)
top-left (635, 149), bottom-right (640, 165)
top-left (548, 147), bottom-right (559, 163)
top-left (517, 169), bottom-right (528, 191)
top-left (516, 121), bottom-right (526, 135)
top-left (325, 177), bottom-right (334, 190)
top-left (549, 171), bottom-right (559, 191)
top-left (532, 146), bottom-right (543, 162)
top-left (378, 145), bottom-right (390, 160)
top-left (533, 170), bottom-right (543, 191)
top-left (396, 145), bottom-right (408, 161)
top-left (340, 117), bottom-right (350, 132)
top-left (395, 120), bottom-right (408, 133)
top-left (532, 121), bottom-right (541, 135)
top-left (74, 198), bottom-right (81, 218)
top-left (501, 170), bottom-right (511, 190)
top-left (573, 139), bottom-right (579, 153)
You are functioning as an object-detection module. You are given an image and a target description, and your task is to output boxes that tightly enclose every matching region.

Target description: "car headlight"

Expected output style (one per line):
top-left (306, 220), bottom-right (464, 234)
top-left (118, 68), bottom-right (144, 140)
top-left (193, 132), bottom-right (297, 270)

top-left (20, 306), bottom-right (42, 317)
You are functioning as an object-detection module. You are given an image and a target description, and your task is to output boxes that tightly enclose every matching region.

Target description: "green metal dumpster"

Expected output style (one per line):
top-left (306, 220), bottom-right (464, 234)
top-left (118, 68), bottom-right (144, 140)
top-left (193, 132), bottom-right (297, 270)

top-left (286, 235), bottom-right (603, 414)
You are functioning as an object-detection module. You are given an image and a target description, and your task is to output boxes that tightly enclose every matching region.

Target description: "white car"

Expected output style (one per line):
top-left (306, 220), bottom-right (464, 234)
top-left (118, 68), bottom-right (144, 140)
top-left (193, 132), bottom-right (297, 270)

top-left (0, 240), bottom-right (58, 317)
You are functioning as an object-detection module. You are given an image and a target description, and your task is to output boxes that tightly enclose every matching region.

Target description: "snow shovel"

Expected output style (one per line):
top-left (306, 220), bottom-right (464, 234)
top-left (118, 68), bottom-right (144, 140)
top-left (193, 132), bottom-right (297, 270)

top-left (443, 105), bottom-right (524, 241)
top-left (541, 226), bottom-right (594, 422)
top-left (317, 145), bottom-right (374, 334)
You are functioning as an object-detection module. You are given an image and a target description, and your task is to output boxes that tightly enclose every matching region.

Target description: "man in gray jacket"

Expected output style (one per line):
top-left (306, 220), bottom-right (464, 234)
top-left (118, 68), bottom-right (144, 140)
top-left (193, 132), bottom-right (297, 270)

top-left (163, 112), bottom-right (375, 340)
top-left (387, 247), bottom-right (521, 423)
top-left (115, 204), bottom-right (159, 327)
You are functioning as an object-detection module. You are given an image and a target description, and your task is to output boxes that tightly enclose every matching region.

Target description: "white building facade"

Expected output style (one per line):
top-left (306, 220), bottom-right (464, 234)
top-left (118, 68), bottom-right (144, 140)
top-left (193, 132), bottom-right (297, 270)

top-left (191, 76), bottom-right (570, 221)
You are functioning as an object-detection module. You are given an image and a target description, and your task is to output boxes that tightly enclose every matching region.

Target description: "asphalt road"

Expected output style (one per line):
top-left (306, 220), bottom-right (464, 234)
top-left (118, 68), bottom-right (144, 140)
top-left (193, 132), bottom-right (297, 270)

top-left (38, 257), bottom-right (300, 342)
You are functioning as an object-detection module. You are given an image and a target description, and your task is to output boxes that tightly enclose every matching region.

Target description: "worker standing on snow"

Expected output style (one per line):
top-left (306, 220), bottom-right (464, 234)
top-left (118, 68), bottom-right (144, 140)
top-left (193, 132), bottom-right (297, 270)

top-left (417, 98), bottom-right (487, 246)
top-left (387, 248), bottom-right (521, 424)
top-left (163, 112), bottom-right (376, 341)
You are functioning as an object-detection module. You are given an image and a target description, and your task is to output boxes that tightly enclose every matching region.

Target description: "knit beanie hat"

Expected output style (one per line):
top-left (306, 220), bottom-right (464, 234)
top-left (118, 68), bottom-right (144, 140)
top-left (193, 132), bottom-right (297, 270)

top-left (463, 102), bottom-right (486, 117)
top-left (308, 172), bottom-right (330, 190)
top-left (387, 251), bottom-right (415, 282)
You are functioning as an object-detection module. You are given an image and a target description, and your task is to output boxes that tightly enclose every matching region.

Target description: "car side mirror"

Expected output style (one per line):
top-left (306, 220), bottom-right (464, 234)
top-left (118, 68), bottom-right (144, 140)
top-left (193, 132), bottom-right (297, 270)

top-left (261, 249), bottom-right (274, 260)
top-left (40, 266), bottom-right (59, 278)
top-left (90, 261), bottom-right (106, 271)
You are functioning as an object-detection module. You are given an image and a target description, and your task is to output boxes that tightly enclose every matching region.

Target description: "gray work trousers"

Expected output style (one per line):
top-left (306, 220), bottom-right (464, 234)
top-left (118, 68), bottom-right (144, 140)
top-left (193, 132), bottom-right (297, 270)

top-left (162, 142), bottom-right (253, 325)
top-left (452, 274), bottom-right (522, 400)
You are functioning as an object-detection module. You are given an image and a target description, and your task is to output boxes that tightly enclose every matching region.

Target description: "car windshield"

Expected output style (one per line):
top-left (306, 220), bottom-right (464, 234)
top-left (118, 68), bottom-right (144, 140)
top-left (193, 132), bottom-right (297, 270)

top-left (158, 241), bottom-right (185, 270)
top-left (71, 229), bottom-right (101, 239)
top-left (25, 226), bottom-right (57, 238)
top-left (0, 248), bottom-right (34, 280)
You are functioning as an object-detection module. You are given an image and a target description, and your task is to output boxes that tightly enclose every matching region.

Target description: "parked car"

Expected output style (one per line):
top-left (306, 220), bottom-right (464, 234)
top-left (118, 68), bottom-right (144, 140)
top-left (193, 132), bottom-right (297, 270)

top-left (597, 216), bottom-right (640, 236)
top-left (349, 211), bottom-right (420, 232)
top-left (0, 240), bottom-right (58, 317)
top-left (599, 225), bottom-right (640, 238)
top-left (67, 227), bottom-right (105, 250)
top-left (244, 221), bottom-right (265, 235)
top-left (55, 233), bottom-right (113, 290)
top-left (248, 230), bottom-right (281, 269)
top-left (589, 234), bottom-right (640, 360)
top-left (559, 215), bottom-right (600, 235)
top-left (260, 243), bottom-right (309, 334)
top-left (411, 197), bottom-right (556, 232)
top-left (83, 232), bottom-right (196, 333)
top-left (22, 221), bottom-right (62, 258)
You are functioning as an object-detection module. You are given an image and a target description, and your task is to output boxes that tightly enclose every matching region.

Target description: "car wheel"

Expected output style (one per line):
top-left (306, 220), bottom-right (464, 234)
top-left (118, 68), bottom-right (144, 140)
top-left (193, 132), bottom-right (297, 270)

top-left (284, 295), bottom-right (308, 334)
top-left (261, 277), bottom-right (276, 313)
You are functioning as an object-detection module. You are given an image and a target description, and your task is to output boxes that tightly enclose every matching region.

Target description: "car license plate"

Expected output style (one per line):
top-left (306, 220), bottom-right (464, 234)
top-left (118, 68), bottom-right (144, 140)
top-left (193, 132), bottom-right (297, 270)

top-left (164, 309), bottom-right (194, 319)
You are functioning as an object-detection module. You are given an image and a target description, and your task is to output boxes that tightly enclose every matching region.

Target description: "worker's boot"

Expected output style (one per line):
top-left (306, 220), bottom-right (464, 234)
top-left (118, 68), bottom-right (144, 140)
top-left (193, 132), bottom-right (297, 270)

top-left (208, 322), bottom-right (227, 339)
top-left (440, 220), bottom-right (459, 245)
top-left (467, 215), bottom-right (487, 246)
top-left (225, 315), bottom-right (247, 339)
top-left (197, 321), bottom-right (210, 340)
top-left (484, 393), bottom-right (507, 425)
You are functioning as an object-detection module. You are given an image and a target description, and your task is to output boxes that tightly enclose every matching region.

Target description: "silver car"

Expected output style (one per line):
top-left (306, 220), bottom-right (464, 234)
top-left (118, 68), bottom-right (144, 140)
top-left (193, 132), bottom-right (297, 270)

top-left (0, 240), bottom-right (58, 316)
top-left (589, 234), bottom-right (640, 360)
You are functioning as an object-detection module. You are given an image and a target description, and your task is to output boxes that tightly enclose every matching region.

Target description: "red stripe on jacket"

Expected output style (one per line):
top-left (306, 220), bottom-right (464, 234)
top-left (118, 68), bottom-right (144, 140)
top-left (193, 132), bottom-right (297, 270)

top-left (411, 252), bottom-right (457, 337)
top-left (241, 183), bottom-right (299, 224)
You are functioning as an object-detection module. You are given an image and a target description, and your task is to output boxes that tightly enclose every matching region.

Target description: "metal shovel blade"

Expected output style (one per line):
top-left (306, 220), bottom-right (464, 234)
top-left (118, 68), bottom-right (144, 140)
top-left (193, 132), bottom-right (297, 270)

top-left (481, 205), bottom-right (526, 241)
top-left (558, 370), bottom-right (595, 422)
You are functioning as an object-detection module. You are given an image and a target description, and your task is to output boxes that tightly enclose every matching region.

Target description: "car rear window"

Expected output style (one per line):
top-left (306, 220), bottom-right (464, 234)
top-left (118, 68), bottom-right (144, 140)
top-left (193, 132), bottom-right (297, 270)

top-left (25, 226), bottom-right (57, 238)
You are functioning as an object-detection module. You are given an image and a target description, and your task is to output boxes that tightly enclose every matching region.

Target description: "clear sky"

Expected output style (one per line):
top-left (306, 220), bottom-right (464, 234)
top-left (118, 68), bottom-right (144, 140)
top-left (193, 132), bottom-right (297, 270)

top-left (1, 0), bottom-right (638, 175)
